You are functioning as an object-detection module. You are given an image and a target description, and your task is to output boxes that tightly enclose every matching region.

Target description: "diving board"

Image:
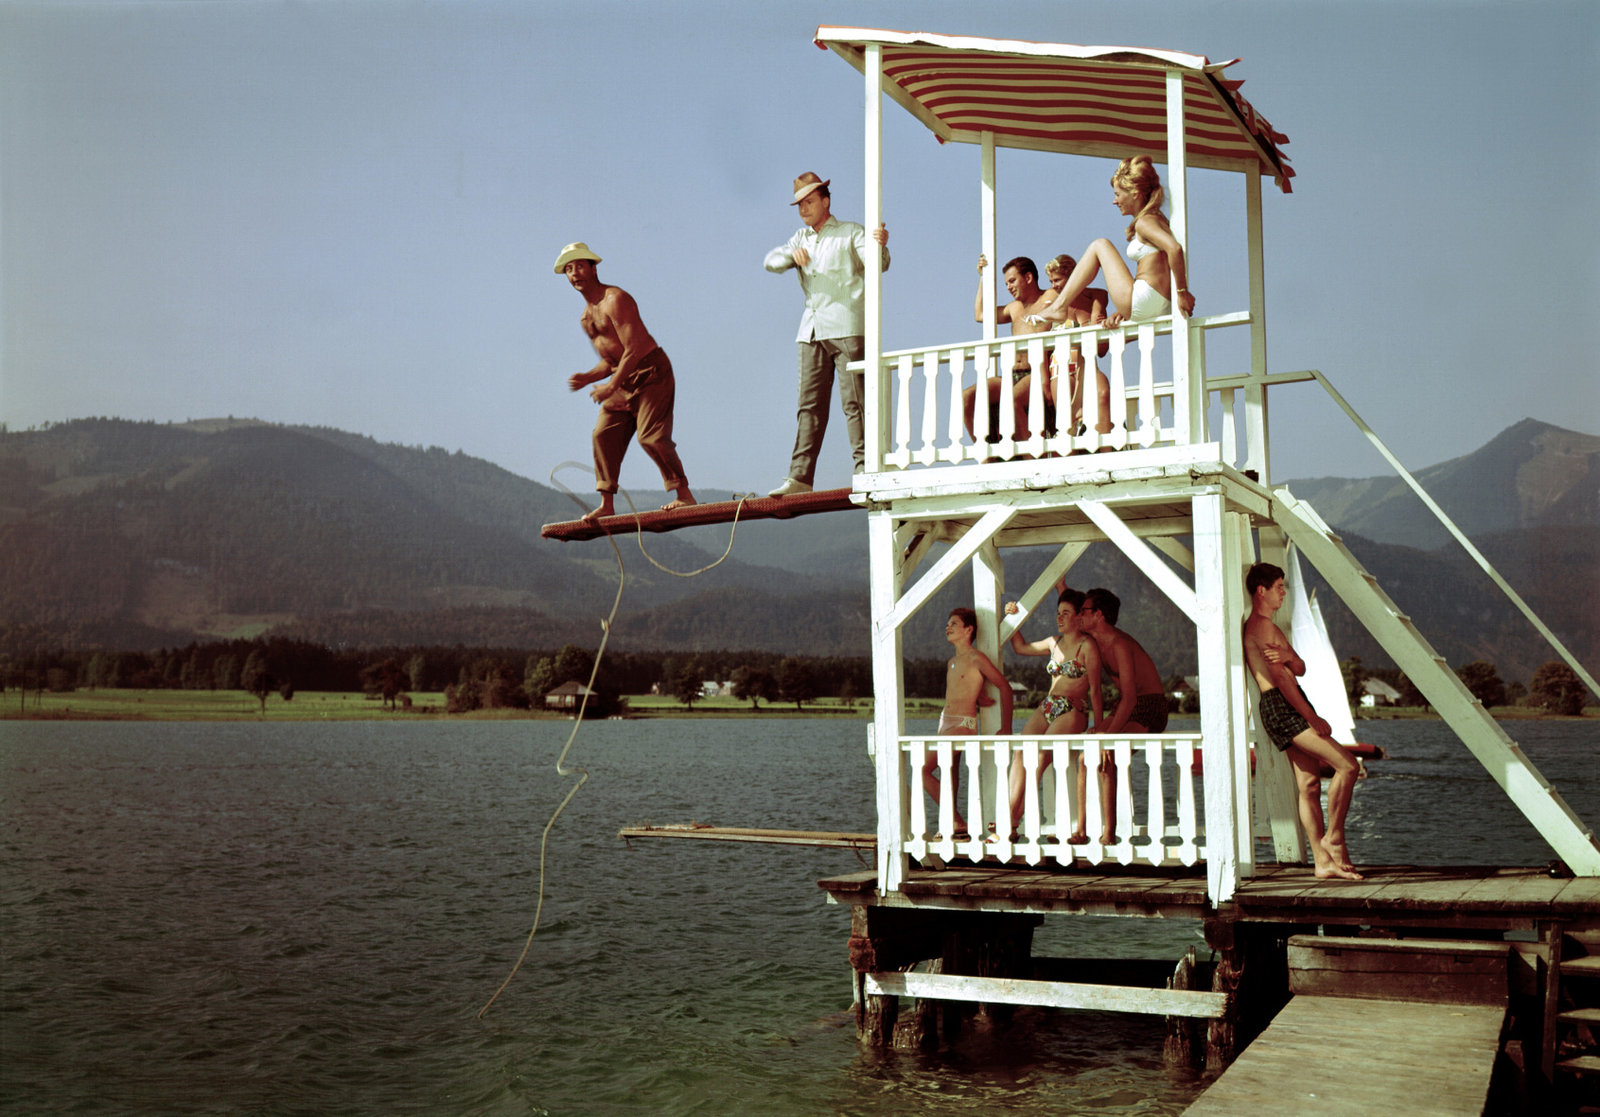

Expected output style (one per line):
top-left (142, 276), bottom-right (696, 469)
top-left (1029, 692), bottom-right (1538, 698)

top-left (541, 487), bottom-right (859, 542)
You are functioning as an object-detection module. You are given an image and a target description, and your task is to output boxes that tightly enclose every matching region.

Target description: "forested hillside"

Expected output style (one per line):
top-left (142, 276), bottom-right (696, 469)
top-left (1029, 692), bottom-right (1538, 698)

top-left (2, 416), bottom-right (1594, 688)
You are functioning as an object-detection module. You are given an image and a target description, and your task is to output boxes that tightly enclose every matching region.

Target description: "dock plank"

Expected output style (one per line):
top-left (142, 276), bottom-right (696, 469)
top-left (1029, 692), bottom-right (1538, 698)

top-left (1182, 996), bottom-right (1505, 1117)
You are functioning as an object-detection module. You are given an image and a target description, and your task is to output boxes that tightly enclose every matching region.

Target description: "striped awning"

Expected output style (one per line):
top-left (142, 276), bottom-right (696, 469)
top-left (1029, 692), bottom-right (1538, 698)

top-left (816, 27), bottom-right (1293, 193)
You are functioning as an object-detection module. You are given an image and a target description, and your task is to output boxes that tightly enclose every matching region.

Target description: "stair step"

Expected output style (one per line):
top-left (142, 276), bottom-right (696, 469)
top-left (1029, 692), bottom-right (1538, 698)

top-left (1560, 1007), bottom-right (1600, 1026)
top-left (1557, 1055), bottom-right (1600, 1076)
top-left (1563, 956), bottom-right (1600, 978)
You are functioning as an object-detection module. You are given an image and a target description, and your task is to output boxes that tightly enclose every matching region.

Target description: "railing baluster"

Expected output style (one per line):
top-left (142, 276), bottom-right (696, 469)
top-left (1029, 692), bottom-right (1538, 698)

top-left (889, 353), bottom-right (914, 468)
top-left (1136, 323), bottom-right (1158, 447)
top-left (916, 350), bottom-right (940, 466)
top-left (907, 738), bottom-right (927, 851)
top-left (1143, 742), bottom-right (1165, 866)
top-left (1178, 738), bottom-right (1200, 865)
top-left (944, 348), bottom-right (970, 462)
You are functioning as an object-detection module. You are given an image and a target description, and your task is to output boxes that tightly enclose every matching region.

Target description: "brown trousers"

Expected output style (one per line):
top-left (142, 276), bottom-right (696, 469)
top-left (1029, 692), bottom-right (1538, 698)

top-left (592, 347), bottom-right (688, 494)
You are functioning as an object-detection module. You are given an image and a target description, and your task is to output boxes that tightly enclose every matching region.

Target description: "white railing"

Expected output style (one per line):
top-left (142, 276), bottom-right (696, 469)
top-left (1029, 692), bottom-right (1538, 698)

top-left (863, 312), bottom-right (1259, 476)
top-left (896, 732), bottom-right (1206, 869)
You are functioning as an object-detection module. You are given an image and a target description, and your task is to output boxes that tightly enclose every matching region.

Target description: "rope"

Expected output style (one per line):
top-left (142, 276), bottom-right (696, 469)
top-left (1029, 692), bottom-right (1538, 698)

top-left (476, 465), bottom-right (748, 1017)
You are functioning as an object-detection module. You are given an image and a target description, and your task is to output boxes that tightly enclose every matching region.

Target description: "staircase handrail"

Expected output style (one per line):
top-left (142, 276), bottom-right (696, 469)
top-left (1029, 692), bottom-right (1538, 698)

top-left (1300, 368), bottom-right (1599, 699)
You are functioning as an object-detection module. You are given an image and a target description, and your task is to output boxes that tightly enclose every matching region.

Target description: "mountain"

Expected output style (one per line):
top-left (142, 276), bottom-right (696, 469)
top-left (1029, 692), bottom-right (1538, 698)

top-left (1278, 419), bottom-right (1599, 550)
top-left (2, 416), bottom-right (1593, 684)
top-left (0, 418), bottom-right (846, 651)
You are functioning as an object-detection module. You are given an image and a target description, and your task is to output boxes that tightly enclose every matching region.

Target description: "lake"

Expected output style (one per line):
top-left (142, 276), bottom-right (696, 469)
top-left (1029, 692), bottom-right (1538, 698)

top-left (2, 716), bottom-right (1595, 1115)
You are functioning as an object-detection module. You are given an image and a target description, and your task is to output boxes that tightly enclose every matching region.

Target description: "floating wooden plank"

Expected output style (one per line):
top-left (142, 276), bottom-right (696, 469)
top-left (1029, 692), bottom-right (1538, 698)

top-left (542, 487), bottom-right (859, 542)
top-left (865, 970), bottom-right (1227, 1018)
top-left (620, 824), bottom-right (875, 850)
top-left (1182, 995), bottom-right (1506, 1116)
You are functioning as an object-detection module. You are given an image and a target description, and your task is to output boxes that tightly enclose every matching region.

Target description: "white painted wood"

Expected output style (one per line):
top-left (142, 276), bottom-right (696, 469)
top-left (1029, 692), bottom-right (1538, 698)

top-left (1176, 739), bottom-right (1200, 864)
top-left (981, 131), bottom-right (996, 341)
top-left (973, 539), bottom-right (1005, 734)
top-left (1149, 535), bottom-right (1196, 572)
top-left (869, 510), bottom-right (909, 890)
top-left (879, 505), bottom-right (1017, 633)
top-left (863, 44), bottom-right (885, 474)
top-left (1193, 491), bottom-right (1242, 901)
top-left (1135, 323), bottom-right (1158, 447)
top-left (866, 971), bottom-right (1228, 1018)
top-left (1275, 490), bottom-right (1600, 875)
top-left (999, 541), bottom-right (1089, 641)
top-left (1243, 168), bottom-right (1270, 481)
top-left (915, 351), bottom-right (939, 466)
top-left (889, 353), bottom-right (914, 469)
top-left (1143, 743), bottom-right (1165, 866)
top-left (1077, 499), bottom-right (1199, 623)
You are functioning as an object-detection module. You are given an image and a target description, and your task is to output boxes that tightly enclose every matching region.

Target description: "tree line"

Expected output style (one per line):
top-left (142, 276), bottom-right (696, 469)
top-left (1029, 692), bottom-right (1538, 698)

top-left (1, 635), bottom-right (1587, 717)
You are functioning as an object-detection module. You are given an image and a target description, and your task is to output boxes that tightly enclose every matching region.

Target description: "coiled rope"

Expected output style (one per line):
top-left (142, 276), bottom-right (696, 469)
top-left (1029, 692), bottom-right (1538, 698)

top-left (477, 465), bottom-right (748, 1017)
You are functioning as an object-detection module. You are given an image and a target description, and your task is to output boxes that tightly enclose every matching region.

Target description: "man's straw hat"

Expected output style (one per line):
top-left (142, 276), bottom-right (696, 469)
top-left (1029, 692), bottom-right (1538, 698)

top-left (790, 172), bottom-right (830, 205)
top-left (553, 241), bottom-right (602, 273)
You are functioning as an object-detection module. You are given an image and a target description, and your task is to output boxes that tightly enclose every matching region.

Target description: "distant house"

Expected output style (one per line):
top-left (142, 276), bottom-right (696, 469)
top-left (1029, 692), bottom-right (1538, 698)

top-left (545, 680), bottom-right (596, 711)
top-left (1360, 678), bottom-right (1402, 707)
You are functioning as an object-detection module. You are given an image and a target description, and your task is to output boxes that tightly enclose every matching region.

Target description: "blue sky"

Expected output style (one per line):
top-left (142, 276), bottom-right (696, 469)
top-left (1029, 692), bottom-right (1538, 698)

top-left (3, 0), bottom-right (1596, 495)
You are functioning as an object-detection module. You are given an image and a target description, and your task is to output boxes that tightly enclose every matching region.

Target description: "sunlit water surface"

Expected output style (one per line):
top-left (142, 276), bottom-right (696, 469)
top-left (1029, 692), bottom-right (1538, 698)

top-left (2, 716), bottom-right (1595, 1115)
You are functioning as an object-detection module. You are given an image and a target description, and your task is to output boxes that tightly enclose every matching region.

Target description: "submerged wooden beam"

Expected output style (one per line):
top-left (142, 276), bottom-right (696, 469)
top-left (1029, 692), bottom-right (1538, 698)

top-left (542, 487), bottom-right (859, 542)
top-left (620, 824), bottom-right (875, 850)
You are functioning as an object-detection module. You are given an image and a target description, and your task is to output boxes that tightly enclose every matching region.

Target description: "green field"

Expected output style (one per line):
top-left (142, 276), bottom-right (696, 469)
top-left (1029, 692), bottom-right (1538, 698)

top-left (0, 688), bottom-right (900, 721)
top-left (2, 688), bottom-right (1584, 723)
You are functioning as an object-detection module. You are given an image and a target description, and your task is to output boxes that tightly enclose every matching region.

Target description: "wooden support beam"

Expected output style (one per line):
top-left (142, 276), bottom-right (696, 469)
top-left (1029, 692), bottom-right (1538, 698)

top-left (865, 971), bottom-right (1227, 1018)
top-left (1078, 498), bottom-right (1199, 623)
top-left (878, 504), bottom-right (1017, 634)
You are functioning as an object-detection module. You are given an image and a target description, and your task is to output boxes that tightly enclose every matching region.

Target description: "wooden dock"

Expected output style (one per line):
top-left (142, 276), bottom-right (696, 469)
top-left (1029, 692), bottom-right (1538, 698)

top-left (1181, 995), bottom-right (1507, 1116)
top-left (541, 486), bottom-right (858, 542)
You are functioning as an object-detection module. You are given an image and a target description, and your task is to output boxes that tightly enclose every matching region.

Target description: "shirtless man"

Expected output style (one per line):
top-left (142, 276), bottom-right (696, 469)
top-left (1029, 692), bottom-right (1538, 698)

top-left (557, 241), bottom-right (696, 522)
top-left (926, 607), bottom-right (1014, 838)
top-left (1041, 254), bottom-right (1113, 442)
top-left (1077, 587), bottom-right (1170, 843)
top-left (1243, 562), bottom-right (1363, 880)
top-left (963, 255), bottom-right (1058, 444)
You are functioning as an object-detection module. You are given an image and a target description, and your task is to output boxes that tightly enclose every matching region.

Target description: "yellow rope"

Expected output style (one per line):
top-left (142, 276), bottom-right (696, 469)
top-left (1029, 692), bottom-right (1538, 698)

top-left (476, 466), bottom-right (747, 1017)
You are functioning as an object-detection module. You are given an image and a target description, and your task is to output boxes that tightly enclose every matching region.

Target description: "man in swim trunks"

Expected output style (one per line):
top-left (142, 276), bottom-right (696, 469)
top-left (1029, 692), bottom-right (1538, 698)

top-left (1243, 562), bottom-right (1363, 881)
top-left (558, 242), bottom-right (697, 523)
top-left (962, 254), bottom-right (1056, 444)
top-left (926, 607), bottom-right (1013, 839)
top-left (1077, 587), bottom-right (1171, 843)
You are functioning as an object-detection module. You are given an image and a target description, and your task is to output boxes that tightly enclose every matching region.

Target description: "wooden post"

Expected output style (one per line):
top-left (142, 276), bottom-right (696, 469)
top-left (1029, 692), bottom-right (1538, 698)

top-left (1204, 918), bottom-right (1292, 1071)
top-left (869, 510), bottom-right (909, 891)
top-left (1165, 946), bottom-right (1204, 1071)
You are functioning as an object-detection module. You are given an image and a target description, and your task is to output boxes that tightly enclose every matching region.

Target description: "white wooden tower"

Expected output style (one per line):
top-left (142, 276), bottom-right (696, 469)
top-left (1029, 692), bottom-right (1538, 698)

top-left (813, 28), bottom-right (1600, 904)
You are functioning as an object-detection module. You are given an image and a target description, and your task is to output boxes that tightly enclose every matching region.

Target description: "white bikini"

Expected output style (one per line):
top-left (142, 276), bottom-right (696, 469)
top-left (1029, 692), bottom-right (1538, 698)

top-left (1125, 235), bottom-right (1172, 320)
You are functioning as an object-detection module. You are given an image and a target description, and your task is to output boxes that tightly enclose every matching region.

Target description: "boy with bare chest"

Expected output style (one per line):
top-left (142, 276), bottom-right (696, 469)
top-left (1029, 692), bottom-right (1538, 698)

top-left (924, 608), bottom-right (1013, 838)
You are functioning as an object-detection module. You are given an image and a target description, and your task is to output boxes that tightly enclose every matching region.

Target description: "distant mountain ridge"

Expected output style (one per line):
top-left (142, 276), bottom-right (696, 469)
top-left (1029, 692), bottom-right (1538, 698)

top-left (2, 416), bottom-right (1593, 684)
top-left (1278, 418), bottom-right (1599, 550)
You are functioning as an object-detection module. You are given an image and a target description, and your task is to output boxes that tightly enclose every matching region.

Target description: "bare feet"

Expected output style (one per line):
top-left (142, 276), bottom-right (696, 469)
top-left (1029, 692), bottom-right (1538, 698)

top-left (660, 497), bottom-right (695, 512)
top-left (1315, 836), bottom-right (1364, 880)
top-left (1067, 830), bottom-right (1090, 845)
top-left (1100, 830), bottom-right (1118, 846)
top-left (580, 502), bottom-right (614, 523)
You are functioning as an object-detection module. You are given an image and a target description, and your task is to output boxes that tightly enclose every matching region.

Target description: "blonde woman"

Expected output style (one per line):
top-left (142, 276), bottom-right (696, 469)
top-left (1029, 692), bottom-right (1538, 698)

top-left (1029, 156), bottom-right (1195, 328)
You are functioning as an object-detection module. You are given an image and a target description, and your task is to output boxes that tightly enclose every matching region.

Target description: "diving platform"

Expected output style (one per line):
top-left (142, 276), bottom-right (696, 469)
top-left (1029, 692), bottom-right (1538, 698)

top-left (540, 486), bottom-right (858, 542)
top-left (572, 24), bottom-right (1600, 1110)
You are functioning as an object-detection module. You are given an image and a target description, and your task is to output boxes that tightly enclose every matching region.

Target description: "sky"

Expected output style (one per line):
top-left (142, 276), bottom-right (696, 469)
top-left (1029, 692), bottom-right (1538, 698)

top-left (3, 0), bottom-right (1597, 496)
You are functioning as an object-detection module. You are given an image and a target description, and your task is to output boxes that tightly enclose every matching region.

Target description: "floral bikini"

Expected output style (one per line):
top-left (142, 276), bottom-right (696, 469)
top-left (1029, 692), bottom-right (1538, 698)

top-left (1038, 643), bottom-right (1089, 722)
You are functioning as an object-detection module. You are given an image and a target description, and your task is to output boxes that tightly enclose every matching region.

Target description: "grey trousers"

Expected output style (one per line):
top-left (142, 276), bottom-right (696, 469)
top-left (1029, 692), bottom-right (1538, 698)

top-left (786, 336), bottom-right (865, 485)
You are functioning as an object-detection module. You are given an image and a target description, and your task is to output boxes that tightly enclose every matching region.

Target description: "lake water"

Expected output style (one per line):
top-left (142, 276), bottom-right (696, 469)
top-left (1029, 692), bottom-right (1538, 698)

top-left (2, 716), bottom-right (1596, 1116)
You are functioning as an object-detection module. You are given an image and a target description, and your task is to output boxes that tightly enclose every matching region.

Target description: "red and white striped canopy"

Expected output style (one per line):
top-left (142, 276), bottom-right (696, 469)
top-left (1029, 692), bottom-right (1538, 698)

top-left (816, 27), bottom-right (1293, 193)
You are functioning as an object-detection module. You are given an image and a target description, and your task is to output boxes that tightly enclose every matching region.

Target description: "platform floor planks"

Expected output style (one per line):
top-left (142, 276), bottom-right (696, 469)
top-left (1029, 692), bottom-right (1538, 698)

top-left (541, 487), bottom-right (858, 542)
top-left (1181, 995), bottom-right (1506, 1116)
top-left (620, 824), bottom-right (875, 850)
top-left (817, 862), bottom-right (1600, 925)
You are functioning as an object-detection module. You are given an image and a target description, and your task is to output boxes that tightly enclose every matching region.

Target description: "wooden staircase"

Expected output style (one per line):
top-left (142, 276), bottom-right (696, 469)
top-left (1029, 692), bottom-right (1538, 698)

top-left (1554, 927), bottom-right (1600, 1112)
top-left (1271, 489), bottom-right (1600, 876)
